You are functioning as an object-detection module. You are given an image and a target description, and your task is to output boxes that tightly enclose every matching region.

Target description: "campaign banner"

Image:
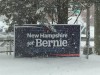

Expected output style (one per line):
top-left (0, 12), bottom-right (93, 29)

top-left (14, 24), bottom-right (80, 57)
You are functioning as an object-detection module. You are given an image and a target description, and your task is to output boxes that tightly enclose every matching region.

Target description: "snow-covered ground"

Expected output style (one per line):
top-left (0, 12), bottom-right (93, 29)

top-left (0, 51), bottom-right (100, 75)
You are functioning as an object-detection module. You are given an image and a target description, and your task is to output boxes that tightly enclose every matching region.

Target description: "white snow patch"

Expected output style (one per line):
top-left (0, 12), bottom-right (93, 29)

top-left (0, 15), bottom-right (9, 32)
top-left (0, 52), bottom-right (100, 75)
top-left (0, 21), bottom-right (9, 32)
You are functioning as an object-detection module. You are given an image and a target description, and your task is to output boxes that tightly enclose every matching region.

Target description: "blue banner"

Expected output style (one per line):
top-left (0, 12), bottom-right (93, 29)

top-left (15, 24), bottom-right (80, 57)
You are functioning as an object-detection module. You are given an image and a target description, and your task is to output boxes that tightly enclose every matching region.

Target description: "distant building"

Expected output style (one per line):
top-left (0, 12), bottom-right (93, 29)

top-left (0, 21), bottom-right (9, 32)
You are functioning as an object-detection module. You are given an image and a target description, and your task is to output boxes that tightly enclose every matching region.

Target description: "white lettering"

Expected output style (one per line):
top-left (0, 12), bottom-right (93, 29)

top-left (36, 39), bottom-right (42, 47)
top-left (42, 40), bottom-right (48, 47)
top-left (27, 33), bottom-right (39, 38)
top-left (62, 40), bottom-right (67, 46)
top-left (27, 41), bottom-right (34, 47)
top-left (35, 39), bottom-right (67, 47)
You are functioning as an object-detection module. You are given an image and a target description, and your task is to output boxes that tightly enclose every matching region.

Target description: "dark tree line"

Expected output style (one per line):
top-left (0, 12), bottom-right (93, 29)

top-left (0, 0), bottom-right (84, 26)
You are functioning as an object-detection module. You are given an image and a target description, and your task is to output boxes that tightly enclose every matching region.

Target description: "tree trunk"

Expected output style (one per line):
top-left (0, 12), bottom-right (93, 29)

top-left (57, 0), bottom-right (69, 24)
top-left (94, 3), bottom-right (100, 55)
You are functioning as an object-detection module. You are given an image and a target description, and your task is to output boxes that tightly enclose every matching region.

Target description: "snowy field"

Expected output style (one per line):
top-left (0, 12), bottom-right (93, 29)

top-left (0, 50), bottom-right (100, 75)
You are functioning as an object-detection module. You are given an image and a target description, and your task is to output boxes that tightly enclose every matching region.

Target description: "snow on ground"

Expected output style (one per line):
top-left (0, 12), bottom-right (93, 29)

top-left (0, 51), bottom-right (100, 75)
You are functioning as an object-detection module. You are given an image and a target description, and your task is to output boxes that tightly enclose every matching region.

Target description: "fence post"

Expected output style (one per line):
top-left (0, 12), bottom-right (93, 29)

top-left (86, 6), bottom-right (90, 59)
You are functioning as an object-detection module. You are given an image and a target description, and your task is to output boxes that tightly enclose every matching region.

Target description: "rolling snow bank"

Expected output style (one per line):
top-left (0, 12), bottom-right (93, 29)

top-left (0, 53), bottom-right (100, 75)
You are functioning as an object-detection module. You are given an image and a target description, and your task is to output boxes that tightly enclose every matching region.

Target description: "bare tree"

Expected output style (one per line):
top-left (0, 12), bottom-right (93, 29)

top-left (94, 2), bottom-right (100, 55)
